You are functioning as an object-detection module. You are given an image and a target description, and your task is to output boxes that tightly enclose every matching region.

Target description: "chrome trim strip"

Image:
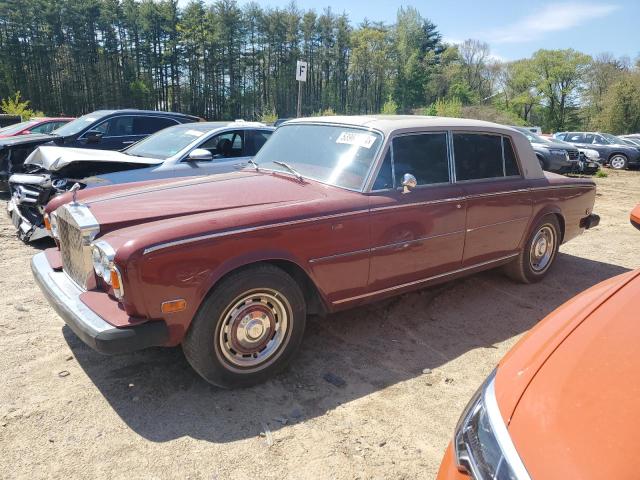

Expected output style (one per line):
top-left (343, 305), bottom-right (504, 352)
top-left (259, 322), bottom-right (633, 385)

top-left (530, 184), bottom-right (592, 191)
top-left (485, 377), bottom-right (532, 480)
top-left (371, 230), bottom-right (464, 252)
top-left (308, 248), bottom-right (371, 264)
top-left (465, 188), bottom-right (529, 199)
top-left (466, 216), bottom-right (530, 233)
top-left (370, 196), bottom-right (465, 212)
top-left (333, 253), bottom-right (518, 304)
top-left (143, 209), bottom-right (371, 255)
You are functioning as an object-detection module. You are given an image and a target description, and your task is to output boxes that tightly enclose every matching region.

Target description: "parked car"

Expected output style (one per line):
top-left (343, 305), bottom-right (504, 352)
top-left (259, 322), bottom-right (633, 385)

top-left (618, 135), bottom-right (640, 147)
top-left (556, 131), bottom-right (640, 170)
top-left (0, 109), bottom-right (200, 191)
top-left (8, 121), bottom-right (273, 242)
top-left (437, 206), bottom-right (639, 480)
top-left (511, 126), bottom-right (582, 173)
top-left (0, 117), bottom-right (73, 138)
top-left (632, 203), bottom-right (640, 230)
top-left (32, 116), bottom-right (599, 388)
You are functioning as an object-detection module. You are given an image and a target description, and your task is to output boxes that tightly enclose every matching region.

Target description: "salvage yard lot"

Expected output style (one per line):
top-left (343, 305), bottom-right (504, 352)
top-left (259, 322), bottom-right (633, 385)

top-left (1, 171), bottom-right (639, 480)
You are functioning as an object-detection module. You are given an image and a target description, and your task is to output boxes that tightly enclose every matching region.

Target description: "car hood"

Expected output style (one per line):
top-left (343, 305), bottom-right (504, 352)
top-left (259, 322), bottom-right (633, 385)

top-left (0, 132), bottom-right (54, 148)
top-left (503, 271), bottom-right (640, 479)
top-left (50, 171), bottom-right (333, 235)
top-left (532, 139), bottom-right (576, 150)
top-left (24, 146), bottom-right (162, 171)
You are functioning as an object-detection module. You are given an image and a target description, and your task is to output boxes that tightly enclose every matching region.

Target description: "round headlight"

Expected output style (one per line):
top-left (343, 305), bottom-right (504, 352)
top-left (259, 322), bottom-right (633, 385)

top-left (100, 251), bottom-right (112, 283)
top-left (49, 213), bottom-right (59, 238)
top-left (92, 246), bottom-right (104, 278)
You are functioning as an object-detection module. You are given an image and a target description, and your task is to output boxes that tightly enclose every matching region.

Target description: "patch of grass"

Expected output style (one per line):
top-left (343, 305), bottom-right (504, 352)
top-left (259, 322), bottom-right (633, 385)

top-left (595, 170), bottom-right (608, 178)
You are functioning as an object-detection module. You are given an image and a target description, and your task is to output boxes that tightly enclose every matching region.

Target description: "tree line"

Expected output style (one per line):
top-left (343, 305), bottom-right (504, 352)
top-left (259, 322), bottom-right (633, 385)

top-left (0, 0), bottom-right (638, 133)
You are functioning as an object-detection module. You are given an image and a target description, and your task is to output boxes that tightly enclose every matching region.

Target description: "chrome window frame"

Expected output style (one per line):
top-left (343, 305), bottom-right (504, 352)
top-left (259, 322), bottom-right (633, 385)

top-left (367, 129), bottom-right (453, 193)
top-left (451, 130), bottom-right (524, 184)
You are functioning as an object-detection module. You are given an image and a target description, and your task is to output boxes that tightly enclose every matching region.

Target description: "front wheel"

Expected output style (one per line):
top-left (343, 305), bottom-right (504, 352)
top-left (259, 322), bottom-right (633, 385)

top-left (609, 154), bottom-right (628, 170)
top-left (183, 264), bottom-right (307, 388)
top-left (504, 216), bottom-right (561, 284)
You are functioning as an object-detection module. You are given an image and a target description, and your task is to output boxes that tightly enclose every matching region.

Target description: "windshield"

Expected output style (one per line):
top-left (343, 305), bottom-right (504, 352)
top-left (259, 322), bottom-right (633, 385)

top-left (125, 123), bottom-right (212, 159)
top-left (52, 111), bottom-right (111, 137)
top-left (0, 120), bottom-right (37, 135)
top-left (253, 124), bottom-right (383, 191)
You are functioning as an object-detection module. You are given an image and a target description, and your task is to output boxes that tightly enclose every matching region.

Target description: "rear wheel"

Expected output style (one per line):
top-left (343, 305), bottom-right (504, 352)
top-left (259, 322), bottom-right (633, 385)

top-left (609, 154), bottom-right (628, 170)
top-left (183, 264), bottom-right (306, 388)
top-left (504, 216), bottom-right (561, 283)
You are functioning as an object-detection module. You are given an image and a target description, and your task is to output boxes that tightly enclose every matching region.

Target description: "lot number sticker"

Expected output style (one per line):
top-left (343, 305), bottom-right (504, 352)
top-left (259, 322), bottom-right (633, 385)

top-left (336, 131), bottom-right (377, 149)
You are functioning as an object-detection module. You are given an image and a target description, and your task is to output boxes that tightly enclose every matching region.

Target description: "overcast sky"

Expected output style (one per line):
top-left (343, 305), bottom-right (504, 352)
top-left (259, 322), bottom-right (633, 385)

top-left (178, 0), bottom-right (639, 62)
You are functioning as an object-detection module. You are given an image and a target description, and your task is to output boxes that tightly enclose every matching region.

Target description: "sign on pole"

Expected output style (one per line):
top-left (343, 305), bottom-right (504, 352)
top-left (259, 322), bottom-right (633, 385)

top-left (296, 61), bottom-right (308, 82)
top-left (296, 60), bottom-right (307, 117)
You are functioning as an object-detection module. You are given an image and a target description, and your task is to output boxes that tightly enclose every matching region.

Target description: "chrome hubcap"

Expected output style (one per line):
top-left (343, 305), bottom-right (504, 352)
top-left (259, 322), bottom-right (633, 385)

top-left (529, 225), bottom-right (555, 272)
top-left (218, 290), bottom-right (290, 370)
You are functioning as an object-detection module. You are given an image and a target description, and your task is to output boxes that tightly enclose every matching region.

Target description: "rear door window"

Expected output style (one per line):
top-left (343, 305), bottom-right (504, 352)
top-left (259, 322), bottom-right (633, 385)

top-left (453, 133), bottom-right (504, 181)
top-left (392, 133), bottom-right (449, 186)
top-left (503, 137), bottom-right (520, 176)
top-left (133, 116), bottom-right (179, 136)
top-left (245, 130), bottom-right (273, 156)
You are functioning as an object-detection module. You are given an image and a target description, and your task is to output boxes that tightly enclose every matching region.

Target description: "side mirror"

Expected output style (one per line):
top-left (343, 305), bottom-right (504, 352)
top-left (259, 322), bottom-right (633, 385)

top-left (187, 148), bottom-right (213, 162)
top-left (401, 173), bottom-right (417, 193)
top-left (85, 130), bottom-right (103, 143)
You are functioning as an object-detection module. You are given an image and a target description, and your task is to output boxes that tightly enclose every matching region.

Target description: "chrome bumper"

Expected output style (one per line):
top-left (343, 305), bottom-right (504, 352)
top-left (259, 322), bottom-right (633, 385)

top-left (31, 252), bottom-right (169, 354)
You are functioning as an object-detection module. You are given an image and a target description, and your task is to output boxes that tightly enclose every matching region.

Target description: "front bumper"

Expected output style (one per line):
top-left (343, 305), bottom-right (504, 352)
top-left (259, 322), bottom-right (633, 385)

top-left (7, 198), bottom-right (50, 241)
top-left (31, 251), bottom-right (169, 354)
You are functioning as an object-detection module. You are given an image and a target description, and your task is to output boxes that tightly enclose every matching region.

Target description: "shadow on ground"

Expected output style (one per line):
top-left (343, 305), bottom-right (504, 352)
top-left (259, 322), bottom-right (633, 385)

top-left (66, 252), bottom-right (630, 443)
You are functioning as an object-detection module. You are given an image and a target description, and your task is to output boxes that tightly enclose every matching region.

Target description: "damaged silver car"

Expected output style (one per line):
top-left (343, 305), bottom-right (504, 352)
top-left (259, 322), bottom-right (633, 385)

top-left (8, 121), bottom-right (273, 241)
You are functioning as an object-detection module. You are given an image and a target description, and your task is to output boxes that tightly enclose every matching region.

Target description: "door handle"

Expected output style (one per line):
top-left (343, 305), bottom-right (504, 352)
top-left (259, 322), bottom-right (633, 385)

top-left (456, 203), bottom-right (462, 209)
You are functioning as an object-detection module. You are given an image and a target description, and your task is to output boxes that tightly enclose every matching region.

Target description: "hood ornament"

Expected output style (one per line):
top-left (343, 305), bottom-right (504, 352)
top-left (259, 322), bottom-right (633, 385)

top-left (69, 183), bottom-right (81, 204)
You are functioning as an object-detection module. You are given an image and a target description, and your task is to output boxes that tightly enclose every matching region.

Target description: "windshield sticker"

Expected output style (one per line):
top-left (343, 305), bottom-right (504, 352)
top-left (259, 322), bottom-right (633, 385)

top-left (336, 131), bottom-right (377, 149)
top-left (184, 129), bottom-right (205, 137)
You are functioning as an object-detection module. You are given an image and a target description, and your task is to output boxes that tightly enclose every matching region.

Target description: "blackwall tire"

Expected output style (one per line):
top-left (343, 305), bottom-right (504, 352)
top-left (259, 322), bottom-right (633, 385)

top-left (504, 216), bottom-right (561, 284)
top-left (183, 264), bottom-right (307, 388)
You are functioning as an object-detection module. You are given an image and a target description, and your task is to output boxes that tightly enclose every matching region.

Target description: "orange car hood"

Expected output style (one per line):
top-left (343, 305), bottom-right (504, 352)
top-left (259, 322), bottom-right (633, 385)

top-left (506, 272), bottom-right (640, 479)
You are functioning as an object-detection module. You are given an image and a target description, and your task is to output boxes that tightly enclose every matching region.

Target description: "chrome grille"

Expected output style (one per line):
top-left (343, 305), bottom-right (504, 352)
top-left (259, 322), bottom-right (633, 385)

top-left (56, 204), bottom-right (99, 289)
top-left (567, 149), bottom-right (579, 161)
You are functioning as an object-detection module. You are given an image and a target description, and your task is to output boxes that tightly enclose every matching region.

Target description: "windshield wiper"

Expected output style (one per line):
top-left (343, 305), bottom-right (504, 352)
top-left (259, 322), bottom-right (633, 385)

top-left (273, 161), bottom-right (304, 182)
top-left (247, 158), bottom-right (260, 171)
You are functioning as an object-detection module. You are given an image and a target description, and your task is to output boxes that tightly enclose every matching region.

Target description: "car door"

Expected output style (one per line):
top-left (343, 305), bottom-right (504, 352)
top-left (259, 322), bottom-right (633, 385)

top-left (452, 132), bottom-right (532, 266)
top-left (367, 131), bottom-right (467, 293)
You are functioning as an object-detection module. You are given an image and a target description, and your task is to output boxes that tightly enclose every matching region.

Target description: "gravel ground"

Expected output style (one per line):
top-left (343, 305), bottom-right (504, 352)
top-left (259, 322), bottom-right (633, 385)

top-left (1, 170), bottom-right (639, 480)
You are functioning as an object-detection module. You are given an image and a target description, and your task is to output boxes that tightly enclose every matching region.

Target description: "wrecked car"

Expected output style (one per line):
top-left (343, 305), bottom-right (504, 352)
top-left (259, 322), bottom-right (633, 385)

top-left (8, 121), bottom-right (273, 241)
top-left (32, 116), bottom-right (600, 388)
top-left (0, 109), bottom-right (200, 191)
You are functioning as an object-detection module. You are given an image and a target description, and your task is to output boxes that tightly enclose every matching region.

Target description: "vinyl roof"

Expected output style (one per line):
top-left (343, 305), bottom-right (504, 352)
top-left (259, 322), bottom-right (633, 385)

top-left (287, 115), bottom-right (515, 134)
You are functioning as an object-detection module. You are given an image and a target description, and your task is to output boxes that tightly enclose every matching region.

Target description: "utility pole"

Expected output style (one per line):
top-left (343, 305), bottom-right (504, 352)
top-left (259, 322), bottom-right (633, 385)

top-left (296, 60), bottom-right (307, 117)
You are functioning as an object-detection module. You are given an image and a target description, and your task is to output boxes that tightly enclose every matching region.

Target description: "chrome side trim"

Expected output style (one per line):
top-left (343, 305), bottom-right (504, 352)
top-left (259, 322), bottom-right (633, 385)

top-left (308, 248), bottom-right (371, 264)
top-left (466, 216), bottom-right (530, 233)
top-left (370, 230), bottom-right (464, 253)
top-left (530, 184), bottom-right (592, 191)
top-left (333, 253), bottom-right (518, 304)
top-left (143, 209), bottom-right (371, 255)
top-left (466, 188), bottom-right (529, 198)
top-left (370, 196), bottom-right (465, 213)
top-left (484, 377), bottom-right (532, 480)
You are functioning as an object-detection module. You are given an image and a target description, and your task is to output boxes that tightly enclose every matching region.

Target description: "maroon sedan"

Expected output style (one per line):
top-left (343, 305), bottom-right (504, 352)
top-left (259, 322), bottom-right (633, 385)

top-left (0, 117), bottom-right (73, 138)
top-left (32, 116), bottom-right (599, 387)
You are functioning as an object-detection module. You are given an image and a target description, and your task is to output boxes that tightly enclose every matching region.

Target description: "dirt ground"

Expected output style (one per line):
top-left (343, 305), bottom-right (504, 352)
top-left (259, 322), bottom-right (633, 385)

top-left (1, 170), bottom-right (639, 480)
